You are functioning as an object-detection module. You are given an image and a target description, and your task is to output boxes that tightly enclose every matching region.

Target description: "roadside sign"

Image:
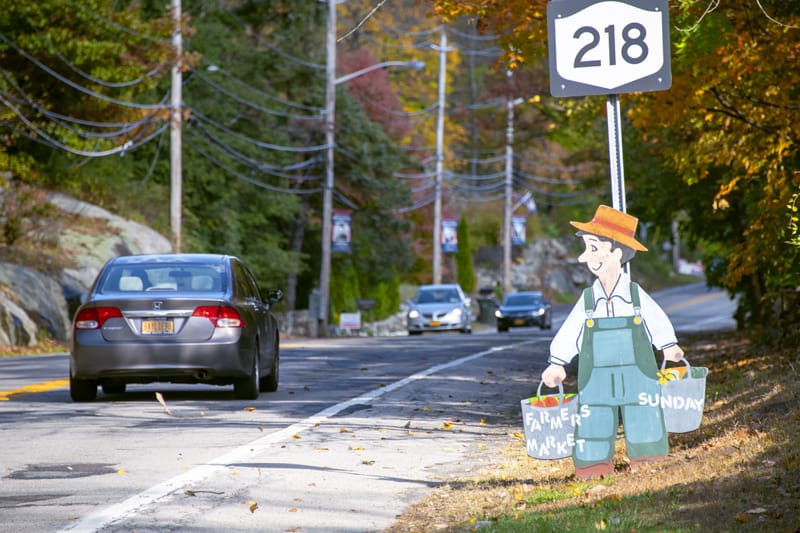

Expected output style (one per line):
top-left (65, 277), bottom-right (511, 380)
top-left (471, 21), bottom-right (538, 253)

top-left (548, 0), bottom-right (671, 97)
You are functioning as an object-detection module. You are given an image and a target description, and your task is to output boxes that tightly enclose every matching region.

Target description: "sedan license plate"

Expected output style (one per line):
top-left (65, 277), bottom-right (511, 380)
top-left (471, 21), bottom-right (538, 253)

top-left (428, 320), bottom-right (441, 327)
top-left (141, 319), bottom-right (174, 335)
top-left (514, 319), bottom-right (526, 325)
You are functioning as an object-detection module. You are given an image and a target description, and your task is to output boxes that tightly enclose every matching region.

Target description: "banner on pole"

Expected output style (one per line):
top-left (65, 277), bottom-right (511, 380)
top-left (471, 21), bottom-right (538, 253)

top-left (441, 217), bottom-right (458, 254)
top-left (332, 209), bottom-right (352, 254)
top-left (512, 216), bottom-right (527, 246)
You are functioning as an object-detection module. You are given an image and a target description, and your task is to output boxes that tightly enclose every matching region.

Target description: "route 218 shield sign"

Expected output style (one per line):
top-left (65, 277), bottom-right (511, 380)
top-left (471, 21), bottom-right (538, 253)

top-left (547, 0), bottom-right (671, 97)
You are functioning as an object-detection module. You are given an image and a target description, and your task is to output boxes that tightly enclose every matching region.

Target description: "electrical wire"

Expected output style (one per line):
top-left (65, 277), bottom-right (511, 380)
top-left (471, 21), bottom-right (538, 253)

top-left (0, 32), bottom-right (168, 111)
top-left (185, 135), bottom-right (322, 195)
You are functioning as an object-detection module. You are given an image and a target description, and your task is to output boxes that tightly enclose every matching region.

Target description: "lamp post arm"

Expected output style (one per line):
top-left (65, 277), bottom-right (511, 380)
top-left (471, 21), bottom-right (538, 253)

top-left (335, 60), bottom-right (425, 85)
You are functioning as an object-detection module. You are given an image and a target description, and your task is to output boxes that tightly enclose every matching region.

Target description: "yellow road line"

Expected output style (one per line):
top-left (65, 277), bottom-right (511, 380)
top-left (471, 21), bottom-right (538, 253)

top-left (0, 379), bottom-right (69, 401)
top-left (662, 290), bottom-right (725, 312)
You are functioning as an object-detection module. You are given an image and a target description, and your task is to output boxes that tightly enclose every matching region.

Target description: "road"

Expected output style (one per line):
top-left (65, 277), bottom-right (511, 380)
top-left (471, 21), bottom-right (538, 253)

top-left (0, 282), bottom-right (735, 532)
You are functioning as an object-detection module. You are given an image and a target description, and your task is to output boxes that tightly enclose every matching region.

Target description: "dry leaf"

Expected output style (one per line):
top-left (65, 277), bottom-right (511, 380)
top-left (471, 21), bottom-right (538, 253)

top-left (480, 418), bottom-right (487, 425)
top-left (155, 392), bottom-right (173, 416)
top-left (340, 427), bottom-right (351, 433)
top-left (289, 507), bottom-right (298, 513)
top-left (249, 503), bottom-right (258, 513)
top-left (349, 445), bottom-right (365, 451)
top-left (442, 422), bottom-right (453, 430)
top-left (292, 434), bottom-right (302, 439)
top-left (116, 470), bottom-right (126, 475)
top-left (244, 407), bottom-right (256, 412)
top-left (362, 460), bottom-right (375, 465)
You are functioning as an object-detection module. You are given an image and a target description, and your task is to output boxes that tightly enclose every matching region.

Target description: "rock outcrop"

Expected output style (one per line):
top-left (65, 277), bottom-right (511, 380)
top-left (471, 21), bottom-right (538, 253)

top-left (0, 193), bottom-right (171, 347)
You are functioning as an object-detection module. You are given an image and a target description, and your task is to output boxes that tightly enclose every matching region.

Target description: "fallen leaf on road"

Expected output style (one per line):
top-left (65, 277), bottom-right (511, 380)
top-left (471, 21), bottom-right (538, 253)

top-left (116, 470), bottom-right (126, 475)
top-left (289, 507), bottom-right (298, 513)
top-left (155, 392), bottom-right (173, 416)
top-left (349, 445), bottom-right (365, 451)
top-left (340, 427), bottom-right (351, 433)
top-left (292, 434), bottom-right (301, 439)
top-left (362, 460), bottom-right (375, 465)
top-left (244, 407), bottom-right (256, 412)
top-left (442, 422), bottom-right (453, 430)
top-left (249, 503), bottom-right (258, 513)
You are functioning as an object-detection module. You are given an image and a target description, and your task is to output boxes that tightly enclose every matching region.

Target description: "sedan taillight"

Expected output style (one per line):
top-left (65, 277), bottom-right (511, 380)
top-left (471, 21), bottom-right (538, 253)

top-left (192, 306), bottom-right (243, 328)
top-left (74, 307), bottom-right (123, 329)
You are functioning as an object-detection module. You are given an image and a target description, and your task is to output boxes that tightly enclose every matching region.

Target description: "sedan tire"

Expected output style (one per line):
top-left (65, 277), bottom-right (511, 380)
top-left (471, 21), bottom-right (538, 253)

top-left (70, 372), bottom-right (98, 402)
top-left (234, 350), bottom-right (260, 400)
top-left (259, 337), bottom-right (279, 393)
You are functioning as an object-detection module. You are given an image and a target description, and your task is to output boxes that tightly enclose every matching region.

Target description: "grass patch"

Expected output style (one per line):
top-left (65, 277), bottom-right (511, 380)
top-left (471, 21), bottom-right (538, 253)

top-left (387, 330), bottom-right (800, 533)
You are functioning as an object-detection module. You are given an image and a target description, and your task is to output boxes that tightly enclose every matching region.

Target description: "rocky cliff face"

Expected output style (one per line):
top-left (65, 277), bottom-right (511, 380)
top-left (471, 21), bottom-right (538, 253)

top-left (476, 237), bottom-right (593, 300)
top-left (0, 193), bottom-right (171, 347)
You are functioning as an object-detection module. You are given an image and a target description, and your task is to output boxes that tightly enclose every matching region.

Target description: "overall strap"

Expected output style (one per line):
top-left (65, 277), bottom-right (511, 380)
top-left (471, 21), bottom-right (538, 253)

top-left (630, 282), bottom-right (643, 321)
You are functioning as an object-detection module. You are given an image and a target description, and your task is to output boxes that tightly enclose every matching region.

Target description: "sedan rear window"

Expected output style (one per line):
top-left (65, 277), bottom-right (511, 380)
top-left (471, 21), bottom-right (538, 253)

top-left (99, 265), bottom-right (226, 293)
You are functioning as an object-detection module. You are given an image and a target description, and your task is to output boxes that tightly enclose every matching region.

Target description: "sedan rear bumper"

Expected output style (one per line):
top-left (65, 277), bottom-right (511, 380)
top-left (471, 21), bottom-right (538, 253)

top-left (71, 330), bottom-right (252, 384)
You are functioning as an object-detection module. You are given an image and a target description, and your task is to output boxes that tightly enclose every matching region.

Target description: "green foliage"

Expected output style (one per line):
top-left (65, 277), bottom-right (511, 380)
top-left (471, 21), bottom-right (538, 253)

top-left (456, 215), bottom-right (475, 293)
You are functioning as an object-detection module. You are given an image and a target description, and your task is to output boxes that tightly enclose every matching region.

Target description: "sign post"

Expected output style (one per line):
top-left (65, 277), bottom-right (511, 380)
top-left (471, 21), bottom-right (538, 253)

top-left (547, 0), bottom-right (671, 212)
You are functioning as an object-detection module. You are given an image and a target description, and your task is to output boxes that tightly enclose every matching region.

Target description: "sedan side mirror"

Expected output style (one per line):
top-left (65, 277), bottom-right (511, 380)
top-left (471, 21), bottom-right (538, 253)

top-left (264, 288), bottom-right (283, 304)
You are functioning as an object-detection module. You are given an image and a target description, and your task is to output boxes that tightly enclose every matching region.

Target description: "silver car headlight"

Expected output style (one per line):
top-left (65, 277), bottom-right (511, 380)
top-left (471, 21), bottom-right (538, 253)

top-left (408, 309), bottom-right (420, 319)
top-left (494, 309), bottom-right (503, 318)
top-left (447, 308), bottom-right (462, 319)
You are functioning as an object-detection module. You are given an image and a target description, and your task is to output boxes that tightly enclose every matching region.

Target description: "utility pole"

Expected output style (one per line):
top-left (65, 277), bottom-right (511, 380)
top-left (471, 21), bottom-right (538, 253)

top-left (503, 92), bottom-right (515, 297)
top-left (169, 0), bottom-right (182, 252)
top-left (432, 27), bottom-right (449, 285)
top-left (318, 0), bottom-right (337, 337)
top-left (503, 70), bottom-right (524, 297)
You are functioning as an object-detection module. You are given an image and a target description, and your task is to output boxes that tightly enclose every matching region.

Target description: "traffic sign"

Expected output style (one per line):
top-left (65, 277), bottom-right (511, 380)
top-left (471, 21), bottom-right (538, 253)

top-left (548, 0), bottom-right (671, 97)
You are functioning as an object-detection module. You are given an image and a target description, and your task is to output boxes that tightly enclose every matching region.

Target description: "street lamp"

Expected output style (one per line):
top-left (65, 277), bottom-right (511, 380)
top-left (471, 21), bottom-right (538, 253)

top-left (318, 0), bottom-right (425, 337)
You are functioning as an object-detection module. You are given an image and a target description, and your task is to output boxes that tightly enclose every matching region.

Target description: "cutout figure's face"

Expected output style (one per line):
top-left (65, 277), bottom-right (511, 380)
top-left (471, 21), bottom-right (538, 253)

top-left (578, 234), bottom-right (622, 278)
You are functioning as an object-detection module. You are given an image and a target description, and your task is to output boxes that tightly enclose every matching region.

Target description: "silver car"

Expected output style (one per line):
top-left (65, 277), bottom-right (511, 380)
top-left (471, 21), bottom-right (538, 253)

top-left (406, 284), bottom-right (472, 335)
top-left (69, 253), bottom-right (282, 401)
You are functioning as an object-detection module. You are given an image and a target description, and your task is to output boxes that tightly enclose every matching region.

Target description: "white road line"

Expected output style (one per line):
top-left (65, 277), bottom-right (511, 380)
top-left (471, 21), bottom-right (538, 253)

top-left (59, 339), bottom-right (537, 532)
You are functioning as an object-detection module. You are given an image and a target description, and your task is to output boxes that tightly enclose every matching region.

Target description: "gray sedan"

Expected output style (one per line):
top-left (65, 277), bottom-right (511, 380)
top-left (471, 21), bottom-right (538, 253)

top-left (69, 253), bottom-right (282, 401)
top-left (406, 284), bottom-right (472, 335)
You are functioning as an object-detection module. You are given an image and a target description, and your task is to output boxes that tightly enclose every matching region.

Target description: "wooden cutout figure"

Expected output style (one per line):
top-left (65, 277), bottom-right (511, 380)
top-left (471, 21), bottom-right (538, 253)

top-left (541, 205), bottom-right (684, 479)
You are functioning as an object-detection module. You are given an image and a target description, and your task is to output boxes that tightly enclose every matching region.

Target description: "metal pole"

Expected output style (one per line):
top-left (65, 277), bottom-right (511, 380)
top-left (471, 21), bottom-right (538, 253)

top-left (169, 0), bottom-right (182, 252)
top-left (606, 94), bottom-right (626, 213)
top-left (319, 0), bottom-right (337, 337)
top-left (606, 93), bottom-right (628, 273)
top-left (432, 27), bottom-right (447, 285)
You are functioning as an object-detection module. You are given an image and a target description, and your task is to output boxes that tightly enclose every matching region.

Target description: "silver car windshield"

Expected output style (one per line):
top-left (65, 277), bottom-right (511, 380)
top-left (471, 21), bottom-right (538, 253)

top-left (416, 289), bottom-right (460, 304)
top-left (99, 265), bottom-right (226, 293)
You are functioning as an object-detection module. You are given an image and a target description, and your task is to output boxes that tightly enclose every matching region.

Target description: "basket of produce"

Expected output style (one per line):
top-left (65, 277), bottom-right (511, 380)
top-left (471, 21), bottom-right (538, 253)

top-left (520, 381), bottom-right (579, 459)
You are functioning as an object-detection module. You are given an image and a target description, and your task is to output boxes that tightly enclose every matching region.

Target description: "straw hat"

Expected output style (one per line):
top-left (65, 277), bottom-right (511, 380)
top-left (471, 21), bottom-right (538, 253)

top-left (570, 205), bottom-right (648, 252)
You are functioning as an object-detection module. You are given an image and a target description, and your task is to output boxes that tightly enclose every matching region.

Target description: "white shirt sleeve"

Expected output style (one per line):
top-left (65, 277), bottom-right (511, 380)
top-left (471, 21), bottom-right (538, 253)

top-left (548, 297), bottom-right (585, 366)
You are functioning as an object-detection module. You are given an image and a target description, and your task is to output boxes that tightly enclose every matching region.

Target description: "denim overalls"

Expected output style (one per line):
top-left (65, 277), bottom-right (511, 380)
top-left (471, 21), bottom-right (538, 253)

top-left (573, 283), bottom-right (668, 467)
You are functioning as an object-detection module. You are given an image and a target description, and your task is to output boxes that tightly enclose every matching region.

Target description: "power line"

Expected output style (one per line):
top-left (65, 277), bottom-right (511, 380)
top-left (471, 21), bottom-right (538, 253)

top-left (0, 91), bottom-right (166, 157)
top-left (0, 32), bottom-right (168, 111)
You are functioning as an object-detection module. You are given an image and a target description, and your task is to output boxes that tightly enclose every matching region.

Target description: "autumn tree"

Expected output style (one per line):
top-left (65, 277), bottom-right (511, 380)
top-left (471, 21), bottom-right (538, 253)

top-left (428, 0), bottom-right (800, 340)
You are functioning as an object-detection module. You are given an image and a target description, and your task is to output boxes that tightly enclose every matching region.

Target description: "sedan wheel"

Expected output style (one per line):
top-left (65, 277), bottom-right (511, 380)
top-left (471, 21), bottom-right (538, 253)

top-left (70, 373), bottom-right (98, 402)
top-left (234, 350), bottom-right (260, 400)
top-left (259, 337), bottom-right (280, 393)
